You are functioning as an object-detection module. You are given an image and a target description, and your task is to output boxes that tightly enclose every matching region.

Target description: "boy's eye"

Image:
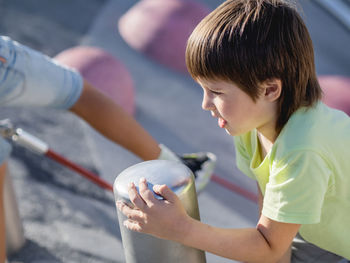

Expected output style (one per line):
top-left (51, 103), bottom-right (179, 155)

top-left (211, 90), bottom-right (222, 95)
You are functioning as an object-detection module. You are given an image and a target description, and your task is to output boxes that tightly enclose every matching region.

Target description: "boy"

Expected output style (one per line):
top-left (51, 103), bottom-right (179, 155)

top-left (117, 0), bottom-right (350, 262)
top-left (0, 35), bottom-right (214, 262)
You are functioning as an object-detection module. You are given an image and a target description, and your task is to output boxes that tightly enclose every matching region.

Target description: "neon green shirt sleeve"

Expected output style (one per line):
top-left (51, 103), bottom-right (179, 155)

top-left (262, 150), bottom-right (331, 224)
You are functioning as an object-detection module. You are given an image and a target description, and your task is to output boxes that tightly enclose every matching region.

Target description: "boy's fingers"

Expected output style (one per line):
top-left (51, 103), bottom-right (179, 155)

top-left (128, 182), bottom-right (146, 210)
top-left (153, 184), bottom-right (177, 203)
top-left (117, 201), bottom-right (144, 221)
top-left (138, 178), bottom-right (157, 205)
top-left (123, 220), bottom-right (143, 232)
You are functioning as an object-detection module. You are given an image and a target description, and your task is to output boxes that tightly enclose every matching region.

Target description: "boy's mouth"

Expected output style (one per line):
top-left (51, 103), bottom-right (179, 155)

top-left (218, 117), bottom-right (227, 128)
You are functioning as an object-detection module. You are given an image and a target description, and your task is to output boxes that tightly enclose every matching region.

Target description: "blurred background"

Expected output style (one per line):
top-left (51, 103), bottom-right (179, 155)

top-left (0, 0), bottom-right (349, 262)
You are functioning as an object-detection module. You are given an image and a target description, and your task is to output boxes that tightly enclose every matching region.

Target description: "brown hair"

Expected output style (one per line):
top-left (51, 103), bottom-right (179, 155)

top-left (186, 0), bottom-right (322, 132)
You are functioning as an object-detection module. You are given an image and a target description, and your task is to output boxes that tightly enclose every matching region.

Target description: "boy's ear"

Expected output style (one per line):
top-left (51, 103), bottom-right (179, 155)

top-left (262, 78), bottom-right (282, 102)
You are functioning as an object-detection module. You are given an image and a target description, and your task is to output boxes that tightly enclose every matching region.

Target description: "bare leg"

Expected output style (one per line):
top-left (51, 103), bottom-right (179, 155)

top-left (0, 162), bottom-right (7, 263)
top-left (69, 80), bottom-right (161, 161)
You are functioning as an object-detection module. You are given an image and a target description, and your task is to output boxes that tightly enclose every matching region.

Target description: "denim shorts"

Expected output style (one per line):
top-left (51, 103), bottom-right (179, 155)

top-left (0, 35), bottom-right (83, 165)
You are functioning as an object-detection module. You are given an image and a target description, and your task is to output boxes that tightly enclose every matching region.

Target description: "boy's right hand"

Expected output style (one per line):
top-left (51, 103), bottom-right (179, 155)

top-left (116, 177), bottom-right (192, 242)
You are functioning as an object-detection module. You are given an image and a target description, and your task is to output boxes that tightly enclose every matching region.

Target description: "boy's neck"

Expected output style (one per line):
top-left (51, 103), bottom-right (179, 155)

top-left (257, 131), bottom-right (275, 159)
top-left (257, 117), bottom-right (278, 143)
top-left (257, 128), bottom-right (277, 143)
top-left (256, 116), bottom-right (279, 158)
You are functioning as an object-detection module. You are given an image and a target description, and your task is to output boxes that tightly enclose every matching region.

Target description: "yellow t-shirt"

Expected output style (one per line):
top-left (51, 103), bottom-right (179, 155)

top-left (234, 102), bottom-right (350, 259)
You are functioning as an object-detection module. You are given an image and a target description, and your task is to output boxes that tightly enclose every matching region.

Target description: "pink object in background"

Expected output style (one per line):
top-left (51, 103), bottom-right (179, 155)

top-left (319, 75), bottom-right (350, 116)
top-left (54, 46), bottom-right (135, 115)
top-left (118, 0), bottom-right (210, 73)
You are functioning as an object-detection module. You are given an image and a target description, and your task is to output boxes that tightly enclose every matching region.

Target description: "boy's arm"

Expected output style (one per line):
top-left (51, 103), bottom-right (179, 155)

top-left (255, 184), bottom-right (293, 263)
top-left (118, 179), bottom-right (300, 263)
top-left (183, 213), bottom-right (299, 263)
top-left (69, 80), bottom-right (161, 161)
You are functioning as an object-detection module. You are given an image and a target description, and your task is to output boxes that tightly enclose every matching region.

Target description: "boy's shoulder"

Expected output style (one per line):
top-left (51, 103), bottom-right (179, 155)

top-left (274, 102), bottom-right (350, 157)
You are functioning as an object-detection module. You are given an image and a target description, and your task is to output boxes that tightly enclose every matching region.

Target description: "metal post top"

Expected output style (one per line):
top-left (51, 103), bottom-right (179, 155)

top-left (113, 160), bottom-right (194, 201)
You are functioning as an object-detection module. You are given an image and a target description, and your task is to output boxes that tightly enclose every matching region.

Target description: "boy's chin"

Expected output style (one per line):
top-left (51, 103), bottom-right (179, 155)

top-left (224, 126), bottom-right (244, 137)
top-left (224, 127), bottom-right (235, 136)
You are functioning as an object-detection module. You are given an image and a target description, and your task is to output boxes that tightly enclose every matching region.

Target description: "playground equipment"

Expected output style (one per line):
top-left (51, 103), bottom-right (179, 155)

top-left (319, 75), bottom-right (350, 116)
top-left (118, 0), bottom-right (210, 73)
top-left (114, 160), bottom-right (206, 263)
top-left (3, 168), bottom-right (25, 256)
top-left (0, 118), bottom-right (114, 255)
top-left (54, 46), bottom-right (135, 115)
top-left (0, 118), bottom-right (257, 259)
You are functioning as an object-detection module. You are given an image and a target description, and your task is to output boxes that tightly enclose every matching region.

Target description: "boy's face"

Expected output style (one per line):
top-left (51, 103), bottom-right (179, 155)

top-left (197, 78), bottom-right (278, 137)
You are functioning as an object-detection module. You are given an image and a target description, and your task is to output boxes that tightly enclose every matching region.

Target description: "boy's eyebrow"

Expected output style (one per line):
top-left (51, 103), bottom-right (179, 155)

top-left (205, 83), bottom-right (225, 91)
top-left (197, 79), bottom-right (226, 91)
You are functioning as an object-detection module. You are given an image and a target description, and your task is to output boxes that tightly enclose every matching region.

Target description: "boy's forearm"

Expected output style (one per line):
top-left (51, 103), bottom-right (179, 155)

top-left (179, 217), bottom-right (277, 263)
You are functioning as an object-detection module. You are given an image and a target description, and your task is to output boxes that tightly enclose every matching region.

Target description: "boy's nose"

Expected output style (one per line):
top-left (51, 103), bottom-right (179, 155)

top-left (201, 92), bottom-right (214, 111)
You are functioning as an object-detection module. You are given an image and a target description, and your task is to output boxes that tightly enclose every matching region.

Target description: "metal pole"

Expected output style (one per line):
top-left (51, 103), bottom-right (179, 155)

top-left (3, 168), bottom-right (25, 255)
top-left (114, 160), bottom-right (206, 263)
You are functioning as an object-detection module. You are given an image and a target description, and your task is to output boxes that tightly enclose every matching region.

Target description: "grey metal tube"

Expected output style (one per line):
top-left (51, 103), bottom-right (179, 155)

top-left (4, 172), bottom-right (25, 255)
top-left (114, 160), bottom-right (206, 263)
